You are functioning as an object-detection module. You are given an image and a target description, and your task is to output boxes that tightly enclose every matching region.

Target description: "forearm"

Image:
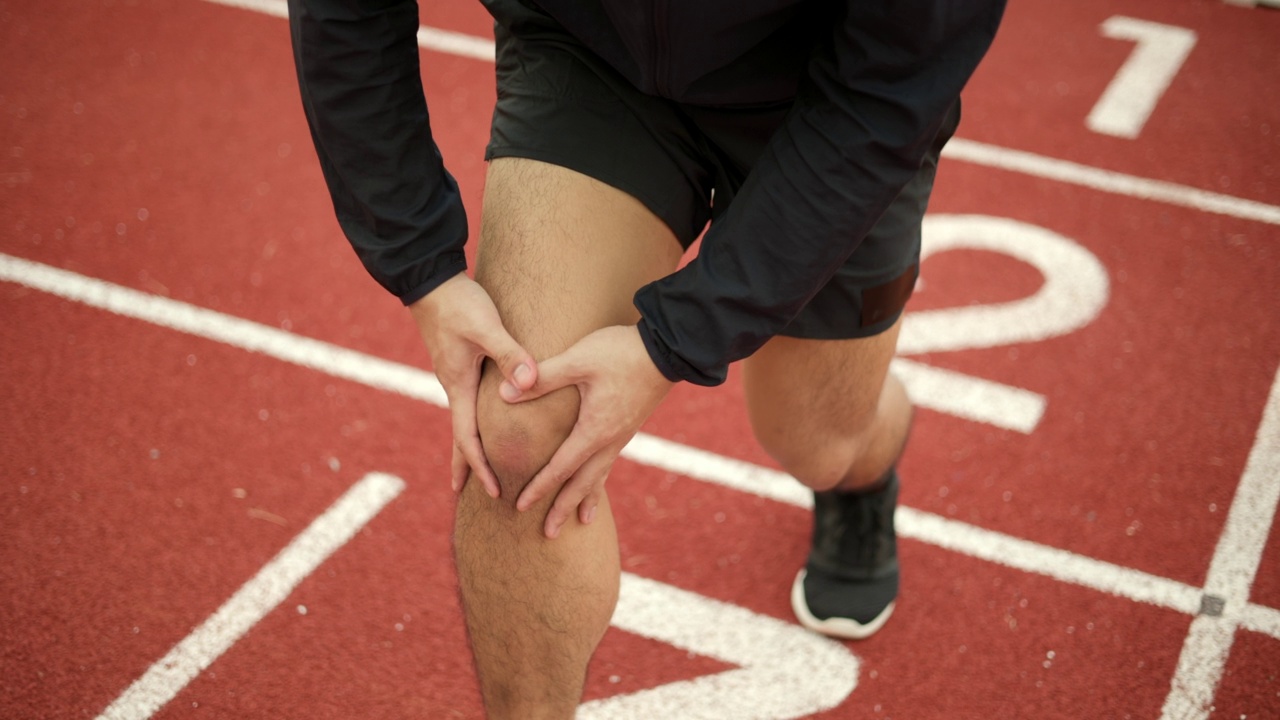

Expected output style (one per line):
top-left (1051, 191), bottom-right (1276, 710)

top-left (289, 0), bottom-right (468, 304)
top-left (634, 0), bottom-right (1006, 386)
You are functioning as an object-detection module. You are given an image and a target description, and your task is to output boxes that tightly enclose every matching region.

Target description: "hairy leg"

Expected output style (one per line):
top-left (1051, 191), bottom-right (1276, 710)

top-left (454, 157), bottom-right (682, 718)
top-left (741, 320), bottom-right (910, 492)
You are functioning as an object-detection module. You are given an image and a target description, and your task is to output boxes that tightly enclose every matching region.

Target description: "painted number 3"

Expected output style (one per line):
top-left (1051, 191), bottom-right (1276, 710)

top-left (893, 215), bottom-right (1110, 434)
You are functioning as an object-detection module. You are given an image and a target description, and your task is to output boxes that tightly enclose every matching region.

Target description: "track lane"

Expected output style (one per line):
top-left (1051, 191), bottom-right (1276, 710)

top-left (3, 0), bottom-right (1279, 717)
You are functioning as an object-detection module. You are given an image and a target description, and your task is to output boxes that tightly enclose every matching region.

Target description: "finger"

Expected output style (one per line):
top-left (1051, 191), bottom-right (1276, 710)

top-left (578, 487), bottom-right (603, 526)
top-left (515, 424), bottom-right (599, 512)
top-left (458, 433), bottom-right (500, 499)
top-left (500, 351), bottom-right (579, 404)
top-left (450, 443), bottom-right (468, 493)
top-left (545, 451), bottom-right (615, 539)
top-left (451, 392), bottom-right (500, 499)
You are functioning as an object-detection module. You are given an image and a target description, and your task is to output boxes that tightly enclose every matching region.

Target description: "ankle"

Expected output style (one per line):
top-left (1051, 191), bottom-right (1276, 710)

top-left (831, 466), bottom-right (896, 495)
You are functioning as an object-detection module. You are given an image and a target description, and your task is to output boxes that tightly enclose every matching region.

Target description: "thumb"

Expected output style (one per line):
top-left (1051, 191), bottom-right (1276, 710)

top-left (478, 326), bottom-right (538, 394)
top-left (500, 350), bottom-right (577, 403)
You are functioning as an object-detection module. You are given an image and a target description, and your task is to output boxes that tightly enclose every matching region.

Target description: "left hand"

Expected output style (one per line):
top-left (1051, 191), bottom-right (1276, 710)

top-left (499, 324), bottom-right (674, 538)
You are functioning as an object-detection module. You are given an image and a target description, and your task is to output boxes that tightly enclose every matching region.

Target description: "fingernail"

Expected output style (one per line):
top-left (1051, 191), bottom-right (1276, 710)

top-left (499, 381), bottom-right (520, 401)
top-left (584, 506), bottom-right (596, 524)
top-left (514, 363), bottom-right (532, 385)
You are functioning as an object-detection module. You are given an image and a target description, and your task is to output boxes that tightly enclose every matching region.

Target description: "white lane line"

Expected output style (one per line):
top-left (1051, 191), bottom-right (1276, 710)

top-left (1161, 615), bottom-right (1239, 720)
top-left (200, 0), bottom-right (496, 60)
top-left (1159, 363), bottom-right (1280, 720)
top-left (0, 255), bottom-right (448, 408)
top-left (95, 472), bottom-right (406, 720)
top-left (197, 0), bottom-right (1280, 229)
top-left (1199, 363), bottom-right (1280, 612)
top-left (622, 433), bottom-right (814, 509)
top-left (415, 25), bottom-right (495, 61)
top-left (582, 574), bottom-right (858, 719)
top-left (202, 0), bottom-right (286, 18)
top-left (944, 139), bottom-right (1280, 226)
top-left (1087, 17), bottom-right (1197, 139)
top-left (7, 253), bottom-right (1272, 635)
top-left (901, 509), bottom-right (1203, 615)
top-left (1239, 603), bottom-right (1280, 639)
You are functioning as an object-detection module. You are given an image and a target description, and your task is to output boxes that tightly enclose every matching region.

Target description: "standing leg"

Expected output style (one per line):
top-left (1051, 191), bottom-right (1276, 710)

top-left (742, 321), bottom-right (910, 494)
top-left (742, 101), bottom-right (956, 640)
top-left (742, 321), bottom-right (911, 639)
top-left (455, 157), bottom-right (683, 718)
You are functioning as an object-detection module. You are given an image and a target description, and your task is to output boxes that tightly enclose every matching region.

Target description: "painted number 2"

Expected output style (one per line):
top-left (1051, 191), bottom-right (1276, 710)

top-left (893, 215), bottom-right (1110, 434)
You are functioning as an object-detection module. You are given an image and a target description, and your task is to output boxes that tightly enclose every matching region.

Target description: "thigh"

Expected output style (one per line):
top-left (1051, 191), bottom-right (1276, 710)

top-left (741, 320), bottom-right (902, 452)
top-left (473, 156), bottom-right (684, 482)
top-left (475, 157), bottom-right (684, 358)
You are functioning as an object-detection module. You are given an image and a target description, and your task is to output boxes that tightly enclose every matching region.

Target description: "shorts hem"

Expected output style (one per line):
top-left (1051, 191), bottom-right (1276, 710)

top-left (485, 145), bottom-right (702, 248)
top-left (776, 308), bottom-right (905, 341)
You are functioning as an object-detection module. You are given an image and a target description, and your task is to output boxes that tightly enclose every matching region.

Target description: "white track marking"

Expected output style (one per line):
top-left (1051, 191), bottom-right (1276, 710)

top-left (891, 358), bottom-right (1046, 433)
top-left (943, 139), bottom-right (1280, 226)
top-left (0, 255), bottom-right (448, 408)
top-left (37, 3), bottom-right (1280, 716)
top-left (893, 215), bottom-right (1112, 434)
top-left (7, 254), bottom-right (1274, 638)
top-left (198, 0), bottom-right (1280, 230)
top-left (95, 473), bottom-right (405, 720)
top-left (201, 0), bottom-right (287, 18)
top-left (1087, 18), bottom-right (1197, 140)
top-left (1160, 364), bottom-right (1280, 720)
top-left (621, 433), bottom-right (814, 508)
top-left (902, 216), bottom-right (1110, 355)
top-left (201, 0), bottom-right (496, 60)
top-left (581, 574), bottom-right (857, 719)
top-left (1162, 615), bottom-right (1237, 720)
top-left (1087, 17), bottom-right (1196, 139)
top-left (1199, 368), bottom-right (1280, 612)
top-left (901, 508), bottom-right (1203, 615)
top-left (415, 25), bottom-right (495, 61)
top-left (1239, 603), bottom-right (1280, 638)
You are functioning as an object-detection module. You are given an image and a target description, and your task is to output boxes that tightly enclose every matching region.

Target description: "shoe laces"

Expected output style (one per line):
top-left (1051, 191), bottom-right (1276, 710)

top-left (837, 490), bottom-right (889, 565)
top-left (812, 479), bottom-right (896, 573)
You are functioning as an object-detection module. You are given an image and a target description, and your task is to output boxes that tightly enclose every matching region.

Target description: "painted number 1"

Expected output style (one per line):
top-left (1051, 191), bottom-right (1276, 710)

top-left (1087, 16), bottom-right (1197, 139)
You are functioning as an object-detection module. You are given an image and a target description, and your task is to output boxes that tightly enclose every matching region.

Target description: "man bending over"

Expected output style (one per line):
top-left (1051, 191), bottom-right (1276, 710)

top-left (289, 0), bottom-right (1005, 716)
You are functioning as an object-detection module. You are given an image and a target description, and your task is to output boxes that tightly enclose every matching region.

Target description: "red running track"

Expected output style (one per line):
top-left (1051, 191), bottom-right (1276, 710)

top-left (2, 0), bottom-right (1279, 717)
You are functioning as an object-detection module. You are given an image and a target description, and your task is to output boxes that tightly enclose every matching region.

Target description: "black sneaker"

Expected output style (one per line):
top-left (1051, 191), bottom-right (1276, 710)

top-left (791, 470), bottom-right (899, 639)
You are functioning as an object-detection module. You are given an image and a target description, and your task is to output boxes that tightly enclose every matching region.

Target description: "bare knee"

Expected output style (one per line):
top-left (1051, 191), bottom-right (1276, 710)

top-left (476, 364), bottom-right (579, 506)
top-left (755, 400), bottom-right (914, 492)
top-left (757, 426), bottom-right (866, 493)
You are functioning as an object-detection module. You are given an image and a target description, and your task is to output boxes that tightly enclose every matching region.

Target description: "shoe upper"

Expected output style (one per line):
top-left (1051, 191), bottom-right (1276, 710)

top-left (806, 472), bottom-right (899, 582)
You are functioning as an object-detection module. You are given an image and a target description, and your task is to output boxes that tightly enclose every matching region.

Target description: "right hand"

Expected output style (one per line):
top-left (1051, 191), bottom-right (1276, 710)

top-left (409, 273), bottom-right (537, 498)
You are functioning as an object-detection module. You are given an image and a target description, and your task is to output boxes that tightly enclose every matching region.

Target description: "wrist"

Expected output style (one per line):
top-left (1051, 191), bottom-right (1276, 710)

top-left (634, 318), bottom-right (683, 384)
top-left (632, 324), bottom-right (677, 390)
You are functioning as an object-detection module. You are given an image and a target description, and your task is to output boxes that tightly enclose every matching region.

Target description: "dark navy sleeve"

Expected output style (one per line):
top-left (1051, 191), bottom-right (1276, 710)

top-left (288, 0), bottom-right (468, 306)
top-left (634, 0), bottom-right (1005, 385)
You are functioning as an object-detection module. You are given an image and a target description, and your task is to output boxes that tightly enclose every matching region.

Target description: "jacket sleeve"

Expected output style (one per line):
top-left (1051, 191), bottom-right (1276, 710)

top-left (633, 0), bottom-right (1005, 385)
top-left (288, 0), bottom-right (468, 306)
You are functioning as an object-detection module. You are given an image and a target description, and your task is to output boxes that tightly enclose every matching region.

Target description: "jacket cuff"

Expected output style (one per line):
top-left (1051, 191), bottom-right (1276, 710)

top-left (397, 255), bottom-right (468, 306)
top-left (636, 317), bottom-right (725, 387)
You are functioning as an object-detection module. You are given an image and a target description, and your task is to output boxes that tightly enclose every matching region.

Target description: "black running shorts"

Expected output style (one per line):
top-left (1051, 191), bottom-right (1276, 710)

top-left (484, 7), bottom-right (957, 340)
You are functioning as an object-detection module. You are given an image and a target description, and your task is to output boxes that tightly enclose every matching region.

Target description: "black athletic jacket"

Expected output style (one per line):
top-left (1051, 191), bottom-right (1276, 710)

top-left (288, 0), bottom-right (1005, 386)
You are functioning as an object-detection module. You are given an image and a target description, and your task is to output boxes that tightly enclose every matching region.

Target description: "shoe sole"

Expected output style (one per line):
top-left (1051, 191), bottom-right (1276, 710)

top-left (790, 569), bottom-right (895, 640)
